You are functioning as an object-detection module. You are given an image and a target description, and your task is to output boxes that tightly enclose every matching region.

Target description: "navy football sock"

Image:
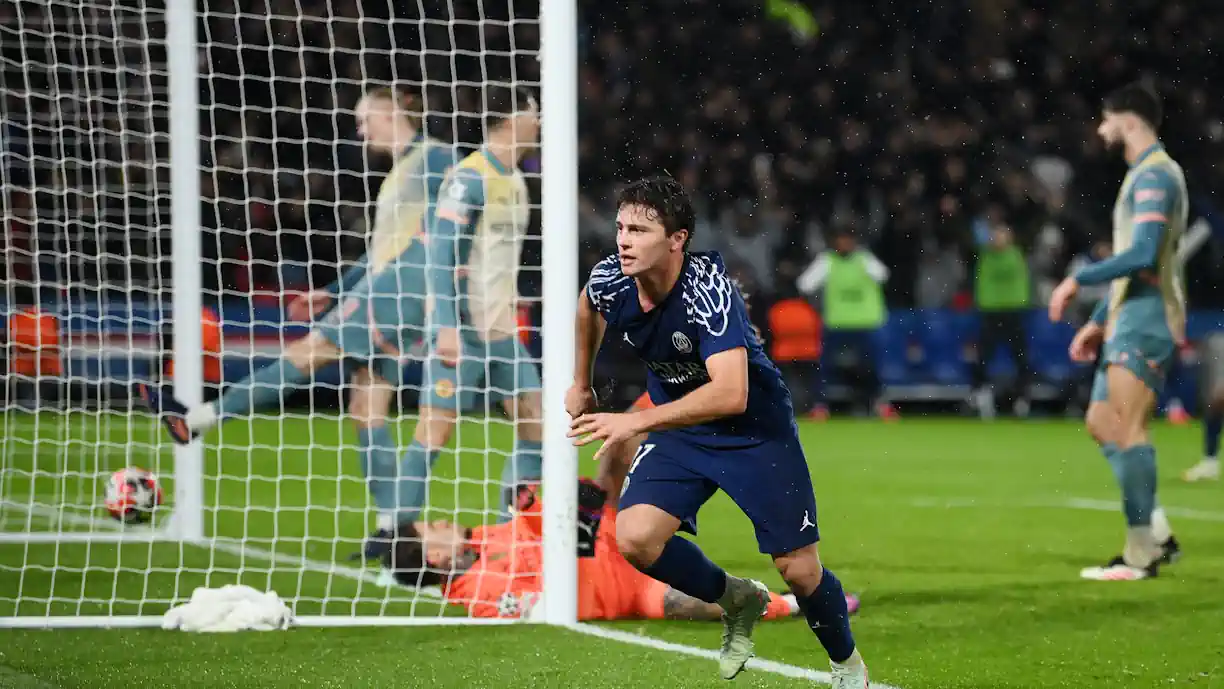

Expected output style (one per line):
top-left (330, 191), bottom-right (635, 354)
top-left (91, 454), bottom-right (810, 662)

top-left (797, 568), bottom-right (857, 663)
top-left (1205, 414), bottom-right (1222, 458)
top-left (643, 536), bottom-right (727, 604)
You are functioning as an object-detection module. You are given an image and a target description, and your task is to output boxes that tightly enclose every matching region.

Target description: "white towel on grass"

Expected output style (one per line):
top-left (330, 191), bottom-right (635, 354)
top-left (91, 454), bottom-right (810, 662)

top-left (162, 584), bottom-right (295, 632)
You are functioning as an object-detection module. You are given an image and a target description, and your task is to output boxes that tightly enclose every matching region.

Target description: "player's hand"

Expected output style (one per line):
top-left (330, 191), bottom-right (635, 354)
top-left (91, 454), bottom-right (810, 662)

top-left (568, 412), bottom-right (643, 462)
top-left (1048, 276), bottom-right (1080, 322)
top-left (434, 327), bottom-right (461, 367)
top-left (288, 290), bottom-right (333, 321)
top-left (565, 384), bottom-right (596, 419)
top-left (1069, 322), bottom-right (1105, 363)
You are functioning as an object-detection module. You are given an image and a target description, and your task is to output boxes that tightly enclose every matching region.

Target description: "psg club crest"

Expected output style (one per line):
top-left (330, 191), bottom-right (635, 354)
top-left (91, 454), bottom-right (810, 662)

top-left (672, 331), bottom-right (693, 354)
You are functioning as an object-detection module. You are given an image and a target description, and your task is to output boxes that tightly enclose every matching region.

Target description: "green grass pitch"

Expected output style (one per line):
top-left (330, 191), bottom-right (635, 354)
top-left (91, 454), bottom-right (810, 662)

top-left (2, 412), bottom-right (1223, 688)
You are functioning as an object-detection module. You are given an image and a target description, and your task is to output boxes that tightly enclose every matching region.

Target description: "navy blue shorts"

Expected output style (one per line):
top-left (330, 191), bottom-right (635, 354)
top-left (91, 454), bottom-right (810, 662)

top-left (618, 431), bottom-right (820, 555)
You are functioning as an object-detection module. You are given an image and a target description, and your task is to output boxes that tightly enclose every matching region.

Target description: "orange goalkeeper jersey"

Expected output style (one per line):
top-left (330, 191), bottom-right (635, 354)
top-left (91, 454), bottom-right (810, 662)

top-left (443, 496), bottom-right (791, 621)
top-left (443, 500), bottom-right (667, 620)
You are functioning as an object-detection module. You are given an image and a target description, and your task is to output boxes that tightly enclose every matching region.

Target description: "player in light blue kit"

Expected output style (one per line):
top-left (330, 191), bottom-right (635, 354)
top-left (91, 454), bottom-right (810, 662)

top-left (567, 177), bottom-right (868, 687)
top-left (141, 86), bottom-right (459, 560)
top-left (409, 85), bottom-right (544, 522)
top-left (1050, 81), bottom-right (1187, 581)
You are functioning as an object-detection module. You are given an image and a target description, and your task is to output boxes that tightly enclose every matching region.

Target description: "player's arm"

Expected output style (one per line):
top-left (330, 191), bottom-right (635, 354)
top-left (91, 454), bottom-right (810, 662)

top-left (426, 167), bottom-right (483, 331)
top-left (795, 253), bottom-right (830, 295)
top-left (324, 253), bottom-right (368, 296)
top-left (1074, 171), bottom-right (1176, 286)
top-left (631, 348), bottom-right (749, 432)
top-left (573, 288), bottom-right (607, 390)
top-left (1089, 296), bottom-right (1109, 326)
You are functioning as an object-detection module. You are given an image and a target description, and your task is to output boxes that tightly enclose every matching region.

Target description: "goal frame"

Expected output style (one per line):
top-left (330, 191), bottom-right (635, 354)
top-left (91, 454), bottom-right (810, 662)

top-left (1, 0), bottom-right (579, 629)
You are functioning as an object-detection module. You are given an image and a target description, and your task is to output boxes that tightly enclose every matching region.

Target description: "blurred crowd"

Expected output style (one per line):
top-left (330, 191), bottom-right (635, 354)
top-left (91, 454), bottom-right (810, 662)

top-left (579, 0), bottom-right (1224, 313)
top-left (3, 0), bottom-right (1224, 311)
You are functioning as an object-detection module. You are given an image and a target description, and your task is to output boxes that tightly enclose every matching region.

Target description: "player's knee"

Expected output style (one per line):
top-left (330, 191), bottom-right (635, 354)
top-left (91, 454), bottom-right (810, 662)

top-left (615, 511), bottom-right (670, 570)
top-left (413, 410), bottom-right (456, 448)
top-left (773, 544), bottom-right (823, 596)
top-left (508, 394), bottom-right (543, 440)
top-left (516, 419), bottom-right (542, 442)
top-left (349, 392), bottom-right (389, 429)
top-left (288, 332), bottom-right (341, 371)
top-left (1085, 403), bottom-right (1119, 446)
top-left (349, 370), bottom-right (393, 429)
top-left (1209, 385), bottom-right (1224, 415)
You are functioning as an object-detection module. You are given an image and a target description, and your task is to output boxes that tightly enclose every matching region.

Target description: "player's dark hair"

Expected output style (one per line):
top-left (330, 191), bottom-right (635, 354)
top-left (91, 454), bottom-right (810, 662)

top-left (483, 85), bottom-right (537, 134)
top-left (615, 175), bottom-right (696, 250)
top-left (1103, 81), bottom-right (1163, 130)
top-left (383, 522), bottom-right (447, 588)
top-left (362, 85), bottom-right (423, 127)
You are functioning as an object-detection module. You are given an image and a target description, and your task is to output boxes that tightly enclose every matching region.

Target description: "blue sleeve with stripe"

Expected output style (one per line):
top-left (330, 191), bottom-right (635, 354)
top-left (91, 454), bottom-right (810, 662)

top-left (326, 256), bottom-right (368, 296)
top-left (428, 166), bottom-right (485, 329)
top-left (424, 145), bottom-right (459, 201)
top-left (1090, 297), bottom-right (1108, 326)
top-left (1075, 169), bottom-right (1177, 286)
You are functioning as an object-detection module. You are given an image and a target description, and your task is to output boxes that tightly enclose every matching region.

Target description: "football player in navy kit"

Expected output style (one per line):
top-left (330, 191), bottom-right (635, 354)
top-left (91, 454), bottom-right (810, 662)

top-left (567, 176), bottom-right (868, 687)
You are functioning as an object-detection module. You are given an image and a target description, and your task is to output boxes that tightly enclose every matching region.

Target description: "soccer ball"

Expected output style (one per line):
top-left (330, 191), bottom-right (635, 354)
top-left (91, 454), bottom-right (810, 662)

top-left (103, 467), bottom-right (164, 523)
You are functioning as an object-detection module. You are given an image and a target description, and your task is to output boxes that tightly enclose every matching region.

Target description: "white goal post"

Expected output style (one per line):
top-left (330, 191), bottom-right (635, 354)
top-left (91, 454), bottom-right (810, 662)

top-left (0, 0), bottom-right (577, 627)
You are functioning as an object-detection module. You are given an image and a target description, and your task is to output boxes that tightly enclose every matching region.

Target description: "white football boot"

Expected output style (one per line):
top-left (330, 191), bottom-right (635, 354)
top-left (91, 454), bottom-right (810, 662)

top-left (718, 578), bottom-right (770, 679)
top-left (1182, 459), bottom-right (1220, 482)
top-left (830, 649), bottom-right (870, 688)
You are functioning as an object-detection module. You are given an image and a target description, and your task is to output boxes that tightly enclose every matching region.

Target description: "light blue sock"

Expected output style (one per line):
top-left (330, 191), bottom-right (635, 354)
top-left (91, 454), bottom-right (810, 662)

top-left (397, 440), bottom-right (441, 525)
top-left (1102, 442), bottom-right (1122, 483)
top-left (356, 426), bottom-right (398, 522)
top-left (1116, 444), bottom-right (1158, 527)
top-left (499, 439), bottom-right (543, 521)
top-left (215, 359), bottom-right (310, 418)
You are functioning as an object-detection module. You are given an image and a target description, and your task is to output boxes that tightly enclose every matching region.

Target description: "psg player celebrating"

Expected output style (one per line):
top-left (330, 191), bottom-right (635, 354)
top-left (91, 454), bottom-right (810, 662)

top-left (567, 176), bottom-right (868, 687)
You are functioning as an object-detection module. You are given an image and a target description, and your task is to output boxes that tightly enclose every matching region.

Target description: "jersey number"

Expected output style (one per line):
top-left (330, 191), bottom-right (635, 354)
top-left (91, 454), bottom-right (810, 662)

top-left (627, 443), bottom-right (655, 476)
top-left (622, 443), bottom-right (655, 495)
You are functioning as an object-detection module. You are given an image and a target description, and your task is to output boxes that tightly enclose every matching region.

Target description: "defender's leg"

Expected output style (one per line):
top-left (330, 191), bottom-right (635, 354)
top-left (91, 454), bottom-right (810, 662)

top-left (347, 366), bottom-right (400, 561)
top-left (140, 330), bottom-right (342, 444)
top-left (1184, 382), bottom-right (1224, 482)
top-left (1082, 363), bottom-right (1168, 580)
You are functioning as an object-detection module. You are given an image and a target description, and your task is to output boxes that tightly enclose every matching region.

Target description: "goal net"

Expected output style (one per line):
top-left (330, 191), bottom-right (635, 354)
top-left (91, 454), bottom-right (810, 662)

top-left (0, 0), bottom-right (578, 627)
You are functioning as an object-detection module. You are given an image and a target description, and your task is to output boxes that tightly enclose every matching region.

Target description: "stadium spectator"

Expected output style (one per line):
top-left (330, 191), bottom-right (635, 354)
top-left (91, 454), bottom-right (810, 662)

top-left (797, 228), bottom-right (894, 418)
top-left (6, 0), bottom-right (1224, 412)
top-left (971, 220), bottom-right (1034, 418)
top-left (766, 290), bottom-right (823, 417)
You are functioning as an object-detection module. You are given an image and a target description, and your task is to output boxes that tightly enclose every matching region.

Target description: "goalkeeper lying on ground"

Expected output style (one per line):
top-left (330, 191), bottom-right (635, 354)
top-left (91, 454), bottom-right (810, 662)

top-left (385, 479), bottom-right (861, 620)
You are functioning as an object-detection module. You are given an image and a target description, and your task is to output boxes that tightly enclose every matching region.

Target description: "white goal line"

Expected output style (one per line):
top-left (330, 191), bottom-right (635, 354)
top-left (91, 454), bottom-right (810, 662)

top-left (0, 500), bottom-right (887, 688)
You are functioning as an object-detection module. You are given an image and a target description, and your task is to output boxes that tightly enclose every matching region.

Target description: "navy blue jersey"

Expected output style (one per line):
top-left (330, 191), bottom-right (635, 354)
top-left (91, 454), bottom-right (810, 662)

top-left (586, 251), bottom-right (797, 446)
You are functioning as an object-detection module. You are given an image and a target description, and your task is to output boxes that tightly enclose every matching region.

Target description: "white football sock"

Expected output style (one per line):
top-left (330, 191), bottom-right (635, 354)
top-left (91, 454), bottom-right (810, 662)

top-left (832, 648), bottom-right (865, 668)
top-left (782, 593), bottom-right (800, 616)
top-left (185, 404), bottom-right (218, 432)
top-left (1151, 507), bottom-right (1172, 544)
top-left (376, 512), bottom-right (394, 532)
top-left (1123, 526), bottom-right (1160, 568)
